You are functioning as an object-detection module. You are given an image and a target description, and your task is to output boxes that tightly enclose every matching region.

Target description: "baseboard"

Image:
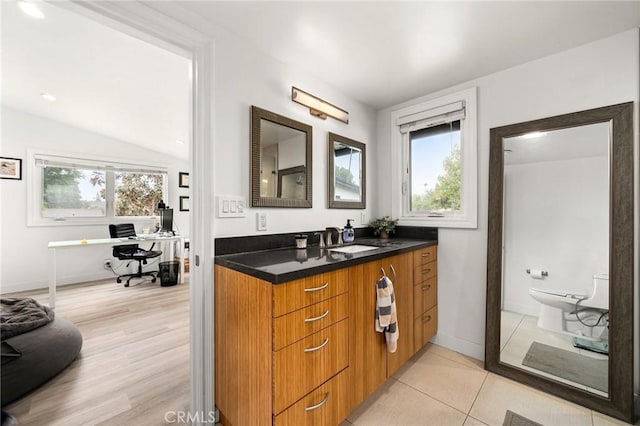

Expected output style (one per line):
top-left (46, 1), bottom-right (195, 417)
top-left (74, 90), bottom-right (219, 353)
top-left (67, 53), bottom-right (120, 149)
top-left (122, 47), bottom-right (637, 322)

top-left (431, 331), bottom-right (485, 362)
top-left (1, 271), bottom-right (117, 295)
top-left (504, 300), bottom-right (539, 317)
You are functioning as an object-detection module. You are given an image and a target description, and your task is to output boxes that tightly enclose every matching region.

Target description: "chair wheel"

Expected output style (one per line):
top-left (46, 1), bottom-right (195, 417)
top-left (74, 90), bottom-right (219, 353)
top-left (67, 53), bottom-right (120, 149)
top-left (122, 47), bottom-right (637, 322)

top-left (116, 278), bottom-right (122, 283)
top-left (124, 283), bottom-right (130, 287)
top-left (152, 277), bottom-right (157, 283)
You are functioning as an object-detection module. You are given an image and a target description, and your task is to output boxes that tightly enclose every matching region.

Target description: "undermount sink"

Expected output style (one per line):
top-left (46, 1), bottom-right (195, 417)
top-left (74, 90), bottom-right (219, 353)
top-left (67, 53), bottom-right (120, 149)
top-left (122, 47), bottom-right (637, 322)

top-left (328, 244), bottom-right (379, 254)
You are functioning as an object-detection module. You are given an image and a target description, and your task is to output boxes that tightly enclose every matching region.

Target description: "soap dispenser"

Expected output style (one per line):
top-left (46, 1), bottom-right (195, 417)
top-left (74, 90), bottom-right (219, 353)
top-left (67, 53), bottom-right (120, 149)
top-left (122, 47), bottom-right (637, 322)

top-left (343, 219), bottom-right (355, 243)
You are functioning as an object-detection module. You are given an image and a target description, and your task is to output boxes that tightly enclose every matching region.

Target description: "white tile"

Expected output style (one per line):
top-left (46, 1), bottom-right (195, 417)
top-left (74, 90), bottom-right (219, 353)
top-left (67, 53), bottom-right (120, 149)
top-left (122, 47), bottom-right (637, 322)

top-left (500, 310), bottom-right (524, 351)
top-left (592, 409), bottom-right (640, 426)
top-left (469, 374), bottom-right (592, 426)
top-left (348, 379), bottom-right (467, 426)
top-left (394, 348), bottom-right (487, 413)
top-left (463, 416), bottom-right (489, 426)
top-left (424, 343), bottom-right (484, 370)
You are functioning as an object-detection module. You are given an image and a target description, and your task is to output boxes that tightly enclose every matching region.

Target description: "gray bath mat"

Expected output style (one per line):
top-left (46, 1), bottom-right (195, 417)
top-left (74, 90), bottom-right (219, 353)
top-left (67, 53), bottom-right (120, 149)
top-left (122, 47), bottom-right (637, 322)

top-left (503, 410), bottom-right (543, 426)
top-left (522, 341), bottom-right (608, 392)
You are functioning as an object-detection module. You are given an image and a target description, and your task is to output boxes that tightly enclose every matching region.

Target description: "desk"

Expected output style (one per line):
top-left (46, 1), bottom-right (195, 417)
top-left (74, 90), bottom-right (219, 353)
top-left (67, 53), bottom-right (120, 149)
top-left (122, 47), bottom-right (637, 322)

top-left (48, 235), bottom-right (185, 308)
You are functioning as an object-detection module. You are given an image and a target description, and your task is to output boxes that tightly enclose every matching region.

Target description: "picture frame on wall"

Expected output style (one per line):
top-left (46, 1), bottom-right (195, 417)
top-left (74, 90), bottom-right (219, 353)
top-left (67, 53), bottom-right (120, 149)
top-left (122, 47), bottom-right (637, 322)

top-left (178, 172), bottom-right (189, 188)
top-left (0, 157), bottom-right (22, 180)
top-left (179, 196), bottom-right (190, 212)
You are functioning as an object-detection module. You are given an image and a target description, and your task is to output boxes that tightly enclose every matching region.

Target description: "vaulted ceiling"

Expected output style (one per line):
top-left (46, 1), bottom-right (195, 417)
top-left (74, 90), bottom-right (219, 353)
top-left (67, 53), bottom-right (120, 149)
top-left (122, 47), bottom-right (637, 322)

top-left (2, 1), bottom-right (638, 156)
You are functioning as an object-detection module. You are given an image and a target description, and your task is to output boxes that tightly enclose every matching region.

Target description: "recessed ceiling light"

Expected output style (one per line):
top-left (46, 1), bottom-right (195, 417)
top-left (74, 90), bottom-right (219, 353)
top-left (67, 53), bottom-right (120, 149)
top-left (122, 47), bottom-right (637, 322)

top-left (175, 140), bottom-right (184, 145)
top-left (40, 92), bottom-right (56, 102)
top-left (18, 1), bottom-right (45, 19)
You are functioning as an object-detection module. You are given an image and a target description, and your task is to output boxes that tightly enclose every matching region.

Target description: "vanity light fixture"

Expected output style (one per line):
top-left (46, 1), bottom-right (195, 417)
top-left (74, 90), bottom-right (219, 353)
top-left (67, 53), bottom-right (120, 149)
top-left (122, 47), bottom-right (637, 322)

top-left (40, 92), bottom-right (56, 102)
top-left (18, 1), bottom-right (45, 19)
top-left (291, 86), bottom-right (349, 124)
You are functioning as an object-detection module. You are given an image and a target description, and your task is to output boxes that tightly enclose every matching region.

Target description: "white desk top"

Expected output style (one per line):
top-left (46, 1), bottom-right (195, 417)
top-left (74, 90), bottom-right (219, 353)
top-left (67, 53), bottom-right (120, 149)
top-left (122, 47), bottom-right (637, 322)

top-left (48, 234), bottom-right (183, 249)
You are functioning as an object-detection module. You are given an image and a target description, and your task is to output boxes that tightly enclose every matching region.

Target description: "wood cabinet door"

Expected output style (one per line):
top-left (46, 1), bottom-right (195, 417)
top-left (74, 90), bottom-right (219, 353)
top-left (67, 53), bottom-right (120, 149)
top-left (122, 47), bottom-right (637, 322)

top-left (385, 252), bottom-right (414, 377)
top-left (347, 261), bottom-right (387, 411)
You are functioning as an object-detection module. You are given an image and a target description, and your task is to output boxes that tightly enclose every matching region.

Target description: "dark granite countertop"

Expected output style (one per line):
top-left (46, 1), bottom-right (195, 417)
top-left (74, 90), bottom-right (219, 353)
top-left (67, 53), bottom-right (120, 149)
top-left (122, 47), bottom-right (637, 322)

top-left (214, 238), bottom-right (437, 284)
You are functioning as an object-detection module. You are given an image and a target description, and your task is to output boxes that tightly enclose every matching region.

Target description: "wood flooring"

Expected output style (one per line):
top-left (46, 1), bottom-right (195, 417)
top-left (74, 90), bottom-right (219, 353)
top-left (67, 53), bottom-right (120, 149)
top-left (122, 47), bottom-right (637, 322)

top-left (3, 277), bottom-right (190, 426)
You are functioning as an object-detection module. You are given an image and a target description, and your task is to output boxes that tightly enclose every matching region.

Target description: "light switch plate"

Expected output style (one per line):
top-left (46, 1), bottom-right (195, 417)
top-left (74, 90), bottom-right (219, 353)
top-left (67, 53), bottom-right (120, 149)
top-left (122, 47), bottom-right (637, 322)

top-left (217, 196), bottom-right (246, 218)
top-left (257, 212), bottom-right (267, 231)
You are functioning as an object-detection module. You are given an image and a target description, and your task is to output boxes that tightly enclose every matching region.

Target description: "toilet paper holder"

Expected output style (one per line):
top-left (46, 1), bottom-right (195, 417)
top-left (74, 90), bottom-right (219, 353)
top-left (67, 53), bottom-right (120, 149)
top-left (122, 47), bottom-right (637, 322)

top-left (526, 269), bottom-right (548, 277)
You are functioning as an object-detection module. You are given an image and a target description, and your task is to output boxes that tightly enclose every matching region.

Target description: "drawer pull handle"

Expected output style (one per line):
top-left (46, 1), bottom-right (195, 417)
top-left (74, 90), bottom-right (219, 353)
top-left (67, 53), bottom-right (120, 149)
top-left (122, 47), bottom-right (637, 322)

top-left (304, 282), bottom-right (329, 292)
top-left (304, 338), bottom-right (329, 353)
top-left (423, 315), bottom-right (432, 324)
top-left (422, 253), bottom-right (431, 257)
top-left (422, 285), bottom-right (431, 291)
top-left (304, 310), bottom-right (330, 323)
top-left (305, 392), bottom-right (330, 411)
top-left (390, 264), bottom-right (397, 282)
top-left (423, 269), bottom-right (432, 274)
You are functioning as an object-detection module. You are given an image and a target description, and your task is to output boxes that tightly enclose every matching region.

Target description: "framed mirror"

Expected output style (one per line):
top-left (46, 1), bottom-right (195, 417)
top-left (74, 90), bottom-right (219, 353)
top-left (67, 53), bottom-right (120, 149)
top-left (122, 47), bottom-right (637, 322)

top-left (328, 132), bottom-right (366, 209)
top-left (251, 106), bottom-right (312, 208)
top-left (485, 102), bottom-right (634, 422)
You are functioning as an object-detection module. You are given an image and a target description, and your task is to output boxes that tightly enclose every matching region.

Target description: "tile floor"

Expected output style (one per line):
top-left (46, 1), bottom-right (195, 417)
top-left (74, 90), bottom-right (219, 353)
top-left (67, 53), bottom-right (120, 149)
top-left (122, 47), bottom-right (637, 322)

top-left (342, 343), bottom-right (637, 426)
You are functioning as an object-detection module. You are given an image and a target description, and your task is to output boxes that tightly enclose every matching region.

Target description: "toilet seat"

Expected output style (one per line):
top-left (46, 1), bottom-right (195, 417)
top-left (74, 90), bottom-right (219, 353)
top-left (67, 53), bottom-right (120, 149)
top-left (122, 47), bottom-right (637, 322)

top-left (530, 288), bottom-right (587, 300)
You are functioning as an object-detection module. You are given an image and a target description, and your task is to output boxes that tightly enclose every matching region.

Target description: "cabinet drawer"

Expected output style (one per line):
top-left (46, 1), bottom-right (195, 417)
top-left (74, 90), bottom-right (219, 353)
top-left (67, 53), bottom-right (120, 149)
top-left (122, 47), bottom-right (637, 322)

top-left (413, 245), bottom-right (437, 266)
top-left (274, 368), bottom-right (349, 426)
top-left (414, 261), bottom-right (437, 285)
top-left (414, 306), bottom-right (437, 350)
top-left (413, 277), bottom-right (437, 317)
top-left (273, 294), bottom-right (348, 351)
top-left (273, 269), bottom-right (349, 317)
top-left (273, 320), bottom-right (349, 414)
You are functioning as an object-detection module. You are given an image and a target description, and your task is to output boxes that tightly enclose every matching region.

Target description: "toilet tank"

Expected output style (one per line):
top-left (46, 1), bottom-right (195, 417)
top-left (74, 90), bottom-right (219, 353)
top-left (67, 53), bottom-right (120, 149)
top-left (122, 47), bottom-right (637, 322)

top-left (589, 273), bottom-right (609, 309)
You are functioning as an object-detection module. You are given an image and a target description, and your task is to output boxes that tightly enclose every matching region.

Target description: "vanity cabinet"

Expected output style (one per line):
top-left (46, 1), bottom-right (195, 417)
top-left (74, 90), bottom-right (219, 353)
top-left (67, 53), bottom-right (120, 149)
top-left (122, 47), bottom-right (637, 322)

top-left (215, 266), bottom-right (349, 426)
top-left (214, 242), bottom-right (437, 425)
top-left (413, 245), bottom-right (438, 351)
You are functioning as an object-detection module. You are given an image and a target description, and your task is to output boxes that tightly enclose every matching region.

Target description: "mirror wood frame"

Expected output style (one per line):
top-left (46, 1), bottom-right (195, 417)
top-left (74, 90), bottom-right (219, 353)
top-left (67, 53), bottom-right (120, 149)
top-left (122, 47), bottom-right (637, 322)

top-left (485, 102), bottom-right (634, 423)
top-left (251, 105), bottom-right (313, 208)
top-left (328, 132), bottom-right (366, 209)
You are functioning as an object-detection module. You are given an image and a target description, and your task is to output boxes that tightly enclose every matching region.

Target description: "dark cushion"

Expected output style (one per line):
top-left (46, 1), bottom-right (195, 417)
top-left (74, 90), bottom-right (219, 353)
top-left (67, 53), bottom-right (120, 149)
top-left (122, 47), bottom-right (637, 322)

top-left (1, 318), bottom-right (82, 407)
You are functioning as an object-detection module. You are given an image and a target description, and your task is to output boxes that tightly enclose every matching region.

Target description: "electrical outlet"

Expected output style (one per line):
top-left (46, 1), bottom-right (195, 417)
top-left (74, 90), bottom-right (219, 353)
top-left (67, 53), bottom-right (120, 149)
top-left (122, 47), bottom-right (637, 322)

top-left (103, 260), bottom-right (112, 270)
top-left (257, 212), bottom-right (267, 231)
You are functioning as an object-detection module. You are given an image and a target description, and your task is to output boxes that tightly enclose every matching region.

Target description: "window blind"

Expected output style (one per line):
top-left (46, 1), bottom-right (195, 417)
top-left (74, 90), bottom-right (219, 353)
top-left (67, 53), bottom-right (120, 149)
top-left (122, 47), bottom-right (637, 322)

top-left (34, 154), bottom-right (168, 175)
top-left (397, 101), bottom-right (465, 134)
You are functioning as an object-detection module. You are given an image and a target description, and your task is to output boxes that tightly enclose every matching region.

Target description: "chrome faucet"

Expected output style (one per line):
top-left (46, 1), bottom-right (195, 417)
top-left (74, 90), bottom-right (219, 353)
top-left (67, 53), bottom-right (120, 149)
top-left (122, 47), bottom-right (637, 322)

top-left (314, 232), bottom-right (325, 248)
top-left (325, 227), bottom-right (343, 246)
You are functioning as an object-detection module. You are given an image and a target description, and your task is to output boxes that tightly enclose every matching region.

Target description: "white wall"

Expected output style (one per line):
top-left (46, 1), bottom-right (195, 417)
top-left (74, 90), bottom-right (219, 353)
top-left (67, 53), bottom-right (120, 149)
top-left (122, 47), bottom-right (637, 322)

top-left (377, 29), bottom-right (639, 371)
top-left (0, 107), bottom-right (190, 293)
top-left (211, 29), bottom-right (378, 237)
top-left (503, 155), bottom-right (609, 316)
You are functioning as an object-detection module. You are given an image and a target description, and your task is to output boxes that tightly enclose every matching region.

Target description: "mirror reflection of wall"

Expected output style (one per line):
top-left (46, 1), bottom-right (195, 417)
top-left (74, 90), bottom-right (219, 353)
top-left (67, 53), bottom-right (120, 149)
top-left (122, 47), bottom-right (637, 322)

top-left (500, 122), bottom-right (611, 396)
top-left (260, 144), bottom-right (277, 197)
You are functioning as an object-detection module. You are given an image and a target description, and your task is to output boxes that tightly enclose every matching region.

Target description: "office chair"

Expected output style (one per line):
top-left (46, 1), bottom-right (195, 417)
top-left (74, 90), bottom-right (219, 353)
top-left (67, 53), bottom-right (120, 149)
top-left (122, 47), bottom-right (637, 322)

top-left (109, 223), bottom-right (162, 287)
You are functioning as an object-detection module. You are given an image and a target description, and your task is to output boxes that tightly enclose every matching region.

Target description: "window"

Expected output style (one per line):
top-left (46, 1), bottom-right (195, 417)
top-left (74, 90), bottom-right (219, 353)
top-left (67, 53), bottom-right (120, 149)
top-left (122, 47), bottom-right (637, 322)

top-left (29, 151), bottom-right (167, 226)
top-left (390, 87), bottom-right (477, 228)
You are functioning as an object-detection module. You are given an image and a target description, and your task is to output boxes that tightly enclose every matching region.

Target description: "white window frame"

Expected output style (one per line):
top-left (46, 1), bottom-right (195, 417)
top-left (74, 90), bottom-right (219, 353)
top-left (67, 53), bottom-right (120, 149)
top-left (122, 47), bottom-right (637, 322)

top-left (27, 149), bottom-right (168, 227)
top-left (390, 87), bottom-right (477, 229)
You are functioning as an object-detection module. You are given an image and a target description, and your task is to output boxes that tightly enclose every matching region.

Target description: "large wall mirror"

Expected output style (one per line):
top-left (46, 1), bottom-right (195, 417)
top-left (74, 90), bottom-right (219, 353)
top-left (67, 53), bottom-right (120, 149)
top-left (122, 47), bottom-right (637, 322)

top-left (251, 106), bottom-right (312, 208)
top-left (486, 102), bottom-right (634, 423)
top-left (328, 132), bottom-right (366, 209)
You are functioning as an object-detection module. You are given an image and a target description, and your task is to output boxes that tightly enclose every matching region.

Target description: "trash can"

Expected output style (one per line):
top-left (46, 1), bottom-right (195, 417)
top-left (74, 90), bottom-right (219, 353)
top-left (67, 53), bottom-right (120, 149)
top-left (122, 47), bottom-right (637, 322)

top-left (158, 261), bottom-right (180, 286)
